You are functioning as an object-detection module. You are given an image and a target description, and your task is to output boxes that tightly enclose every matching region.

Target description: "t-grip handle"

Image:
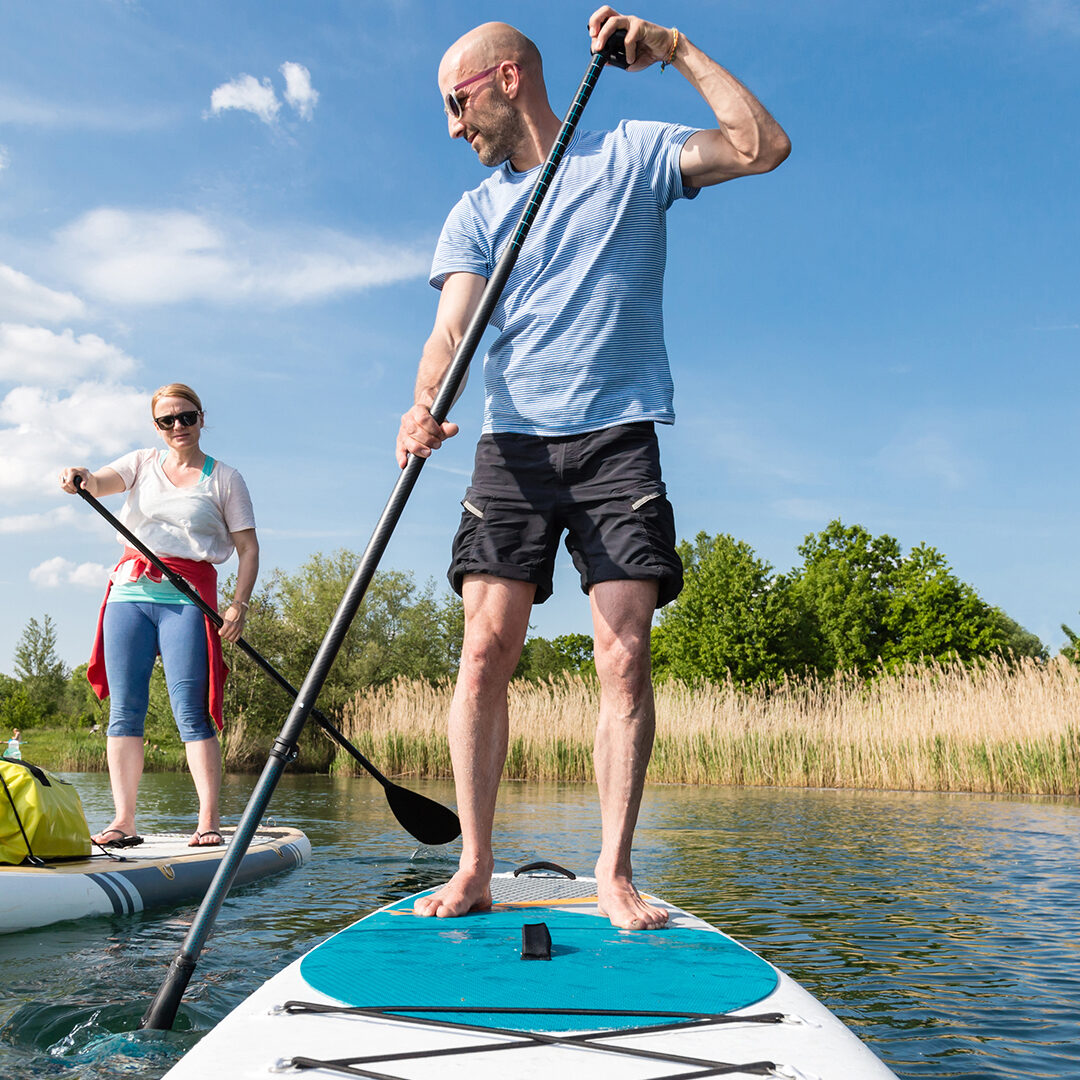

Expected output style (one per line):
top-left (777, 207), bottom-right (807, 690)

top-left (598, 28), bottom-right (630, 69)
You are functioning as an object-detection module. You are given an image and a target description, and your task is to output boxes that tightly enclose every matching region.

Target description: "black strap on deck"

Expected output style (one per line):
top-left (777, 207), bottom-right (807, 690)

top-left (278, 1000), bottom-right (786, 1080)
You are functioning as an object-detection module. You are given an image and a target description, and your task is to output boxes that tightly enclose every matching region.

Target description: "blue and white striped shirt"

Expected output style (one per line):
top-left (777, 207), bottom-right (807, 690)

top-left (430, 120), bottom-right (700, 436)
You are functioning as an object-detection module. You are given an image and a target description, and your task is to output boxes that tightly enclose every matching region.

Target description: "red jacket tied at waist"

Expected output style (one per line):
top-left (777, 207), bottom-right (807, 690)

top-left (86, 548), bottom-right (228, 731)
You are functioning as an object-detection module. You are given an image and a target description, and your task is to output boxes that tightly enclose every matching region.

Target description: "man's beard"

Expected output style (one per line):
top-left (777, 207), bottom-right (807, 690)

top-left (473, 94), bottom-right (526, 168)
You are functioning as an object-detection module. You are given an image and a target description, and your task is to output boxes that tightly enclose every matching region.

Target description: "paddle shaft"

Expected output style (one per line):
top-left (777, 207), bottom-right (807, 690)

top-left (71, 477), bottom-right (397, 788)
top-left (140, 35), bottom-right (624, 1031)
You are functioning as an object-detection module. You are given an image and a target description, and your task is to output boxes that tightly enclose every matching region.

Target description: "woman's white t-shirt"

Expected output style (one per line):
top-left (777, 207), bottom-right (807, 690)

top-left (107, 448), bottom-right (256, 565)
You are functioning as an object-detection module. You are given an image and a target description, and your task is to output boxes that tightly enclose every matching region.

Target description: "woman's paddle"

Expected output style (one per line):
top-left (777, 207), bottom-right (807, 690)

top-left (71, 475), bottom-right (460, 847)
top-left (139, 30), bottom-right (629, 1032)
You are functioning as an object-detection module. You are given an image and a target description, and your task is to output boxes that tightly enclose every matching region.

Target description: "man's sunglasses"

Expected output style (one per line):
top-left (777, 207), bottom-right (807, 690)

top-left (154, 410), bottom-right (201, 430)
top-left (444, 62), bottom-right (519, 119)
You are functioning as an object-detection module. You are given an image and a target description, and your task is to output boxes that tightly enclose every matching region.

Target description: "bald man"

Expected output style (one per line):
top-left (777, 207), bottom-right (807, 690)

top-left (399, 7), bottom-right (790, 929)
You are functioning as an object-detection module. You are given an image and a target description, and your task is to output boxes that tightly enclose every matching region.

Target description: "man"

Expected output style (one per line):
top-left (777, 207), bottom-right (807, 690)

top-left (398, 6), bottom-right (789, 929)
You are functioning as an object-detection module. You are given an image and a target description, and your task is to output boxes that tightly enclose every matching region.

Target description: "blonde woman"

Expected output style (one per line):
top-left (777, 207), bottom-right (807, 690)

top-left (60, 384), bottom-right (259, 848)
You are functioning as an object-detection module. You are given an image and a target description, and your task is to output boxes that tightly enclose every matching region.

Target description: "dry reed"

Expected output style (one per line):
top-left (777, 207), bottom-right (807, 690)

top-left (338, 656), bottom-right (1080, 795)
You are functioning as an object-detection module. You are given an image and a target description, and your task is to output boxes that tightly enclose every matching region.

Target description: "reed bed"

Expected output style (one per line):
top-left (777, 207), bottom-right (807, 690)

top-left (337, 656), bottom-right (1080, 795)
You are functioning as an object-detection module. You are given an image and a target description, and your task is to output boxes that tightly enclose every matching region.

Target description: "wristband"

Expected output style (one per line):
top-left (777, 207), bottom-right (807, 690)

top-left (661, 27), bottom-right (679, 71)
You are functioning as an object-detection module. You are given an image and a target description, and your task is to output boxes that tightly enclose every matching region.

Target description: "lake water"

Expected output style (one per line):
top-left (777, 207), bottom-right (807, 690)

top-left (1, 771), bottom-right (1078, 1079)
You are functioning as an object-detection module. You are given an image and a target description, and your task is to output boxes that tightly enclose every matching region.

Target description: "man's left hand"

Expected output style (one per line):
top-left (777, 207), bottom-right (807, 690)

top-left (588, 6), bottom-right (675, 72)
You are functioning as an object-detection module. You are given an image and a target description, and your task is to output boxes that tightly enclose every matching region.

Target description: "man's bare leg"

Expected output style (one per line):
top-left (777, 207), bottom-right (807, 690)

top-left (590, 579), bottom-right (668, 930)
top-left (415, 575), bottom-right (535, 918)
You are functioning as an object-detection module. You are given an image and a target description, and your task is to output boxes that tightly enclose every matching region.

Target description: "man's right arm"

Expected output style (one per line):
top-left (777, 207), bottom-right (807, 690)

top-left (396, 271), bottom-right (488, 469)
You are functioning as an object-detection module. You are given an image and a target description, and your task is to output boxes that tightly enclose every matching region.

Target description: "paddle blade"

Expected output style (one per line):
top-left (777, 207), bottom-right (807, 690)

top-left (385, 783), bottom-right (461, 846)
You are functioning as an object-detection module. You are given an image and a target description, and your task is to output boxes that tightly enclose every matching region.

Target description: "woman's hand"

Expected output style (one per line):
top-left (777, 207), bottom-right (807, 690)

top-left (58, 466), bottom-right (125, 497)
top-left (59, 467), bottom-right (92, 494)
top-left (219, 604), bottom-right (247, 643)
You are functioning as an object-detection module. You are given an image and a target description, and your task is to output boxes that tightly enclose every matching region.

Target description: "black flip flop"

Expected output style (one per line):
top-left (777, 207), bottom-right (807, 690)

top-left (189, 830), bottom-right (224, 847)
top-left (97, 828), bottom-right (144, 848)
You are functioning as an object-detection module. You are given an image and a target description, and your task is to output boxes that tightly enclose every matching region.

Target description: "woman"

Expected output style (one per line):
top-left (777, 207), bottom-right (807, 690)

top-left (60, 383), bottom-right (259, 848)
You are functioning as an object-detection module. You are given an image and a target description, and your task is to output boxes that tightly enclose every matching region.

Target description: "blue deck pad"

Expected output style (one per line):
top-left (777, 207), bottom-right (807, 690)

top-left (300, 894), bottom-right (778, 1033)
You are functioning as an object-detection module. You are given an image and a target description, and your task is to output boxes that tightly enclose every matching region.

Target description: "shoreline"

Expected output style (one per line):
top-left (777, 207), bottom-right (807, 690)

top-left (21, 655), bottom-right (1080, 797)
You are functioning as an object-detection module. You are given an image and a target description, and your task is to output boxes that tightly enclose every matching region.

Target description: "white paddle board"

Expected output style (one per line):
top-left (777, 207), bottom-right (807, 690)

top-left (163, 864), bottom-right (899, 1080)
top-left (0, 827), bottom-right (310, 935)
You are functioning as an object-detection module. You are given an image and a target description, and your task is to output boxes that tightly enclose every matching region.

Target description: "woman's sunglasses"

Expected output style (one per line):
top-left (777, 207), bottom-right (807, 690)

top-left (444, 62), bottom-right (519, 119)
top-left (154, 410), bottom-right (201, 430)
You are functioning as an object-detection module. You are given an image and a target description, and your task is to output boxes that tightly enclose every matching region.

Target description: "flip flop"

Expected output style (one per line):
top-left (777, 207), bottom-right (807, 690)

top-left (96, 828), bottom-right (144, 848)
top-left (189, 829), bottom-right (225, 847)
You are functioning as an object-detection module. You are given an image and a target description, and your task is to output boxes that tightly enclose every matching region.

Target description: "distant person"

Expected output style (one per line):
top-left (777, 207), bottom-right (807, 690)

top-left (5, 729), bottom-right (21, 760)
top-left (399, 9), bottom-right (789, 928)
top-left (59, 383), bottom-right (259, 848)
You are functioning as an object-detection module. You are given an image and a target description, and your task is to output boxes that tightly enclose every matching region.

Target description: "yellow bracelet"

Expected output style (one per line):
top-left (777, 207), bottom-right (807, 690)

top-left (661, 27), bottom-right (679, 71)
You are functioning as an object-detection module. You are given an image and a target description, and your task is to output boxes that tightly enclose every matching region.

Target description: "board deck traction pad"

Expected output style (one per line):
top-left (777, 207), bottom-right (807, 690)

top-left (284, 871), bottom-right (802, 1079)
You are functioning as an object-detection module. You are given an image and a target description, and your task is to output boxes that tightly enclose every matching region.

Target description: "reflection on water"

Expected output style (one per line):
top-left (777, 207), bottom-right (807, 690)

top-left (1, 772), bottom-right (1077, 1079)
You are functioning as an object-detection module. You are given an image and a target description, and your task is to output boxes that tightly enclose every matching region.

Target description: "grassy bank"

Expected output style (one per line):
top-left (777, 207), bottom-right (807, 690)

top-left (335, 656), bottom-right (1080, 795)
top-left (19, 657), bottom-right (1080, 795)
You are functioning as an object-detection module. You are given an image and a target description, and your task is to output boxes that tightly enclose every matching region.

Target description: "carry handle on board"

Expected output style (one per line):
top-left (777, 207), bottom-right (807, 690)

top-left (70, 475), bottom-right (461, 849)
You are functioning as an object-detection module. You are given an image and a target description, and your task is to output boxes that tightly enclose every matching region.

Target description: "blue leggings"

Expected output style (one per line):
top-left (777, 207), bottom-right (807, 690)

top-left (103, 602), bottom-right (215, 742)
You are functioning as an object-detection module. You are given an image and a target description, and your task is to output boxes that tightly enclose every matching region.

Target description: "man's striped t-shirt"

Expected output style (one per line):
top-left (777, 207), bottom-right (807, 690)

top-left (430, 120), bottom-right (700, 437)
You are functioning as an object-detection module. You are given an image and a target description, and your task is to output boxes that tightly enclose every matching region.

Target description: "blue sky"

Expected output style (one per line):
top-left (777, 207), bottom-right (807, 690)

top-left (1, 0), bottom-right (1077, 674)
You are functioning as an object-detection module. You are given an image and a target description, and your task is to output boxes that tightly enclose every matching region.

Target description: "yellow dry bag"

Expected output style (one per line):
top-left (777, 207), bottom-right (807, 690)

top-left (0, 757), bottom-right (92, 864)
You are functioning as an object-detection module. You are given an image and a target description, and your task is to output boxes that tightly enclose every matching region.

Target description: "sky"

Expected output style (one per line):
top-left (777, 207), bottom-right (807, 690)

top-left (0, 0), bottom-right (1077, 675)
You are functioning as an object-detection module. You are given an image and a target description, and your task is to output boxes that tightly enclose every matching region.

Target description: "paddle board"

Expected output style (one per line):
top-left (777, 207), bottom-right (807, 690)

top-left (0, 827), bottom-right (310, 935)
top-left (163, 864), bottom-right (899, 1080)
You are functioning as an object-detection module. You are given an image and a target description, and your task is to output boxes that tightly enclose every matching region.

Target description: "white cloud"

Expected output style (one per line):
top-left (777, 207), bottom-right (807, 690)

top-left (0, 505), bottom-right (80, 534)
top-left (0, 264), bottom-right (87, 323)
top-left (29, 556), bottom-right (110, 588)
top-left (209, 74), bottom-right (281, 125)
top-left (0, 324), bottom-right (136, 386)
top-left (0, 382), bottom-right (149, 499)
top-left (0, 145), bottom-right (8, 173)
top-left (281, 62), bottom-right (319, 120)
top-left (55, 208), bottom-right (429, 307)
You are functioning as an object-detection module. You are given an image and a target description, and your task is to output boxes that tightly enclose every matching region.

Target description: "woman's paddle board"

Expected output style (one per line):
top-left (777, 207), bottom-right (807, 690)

top-left (162, 864), bottom-right (899, 1080)
top-left (0, 827), bottom-right (309, 935)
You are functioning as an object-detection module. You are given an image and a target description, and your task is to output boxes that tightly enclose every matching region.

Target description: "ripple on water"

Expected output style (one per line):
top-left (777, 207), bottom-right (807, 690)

top-left (1, 774), bottom-right (1078, 1080)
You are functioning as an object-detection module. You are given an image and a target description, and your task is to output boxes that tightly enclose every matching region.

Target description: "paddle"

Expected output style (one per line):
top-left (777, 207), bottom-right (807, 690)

top-left (70, 476), bottom-right (460, 846)
top-left (139, 30), bottom-right (629, 1032)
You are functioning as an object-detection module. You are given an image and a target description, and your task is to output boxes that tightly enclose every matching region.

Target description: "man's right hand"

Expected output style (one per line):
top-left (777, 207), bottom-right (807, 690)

top-left (396, 404), bottom-right (459, 469)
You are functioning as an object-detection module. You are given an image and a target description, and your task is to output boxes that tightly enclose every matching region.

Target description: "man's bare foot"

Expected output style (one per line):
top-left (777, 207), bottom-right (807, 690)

top-left (414, 867), bottom-right (493, 919)
top-left (597, 870), bottom-right (668, 930)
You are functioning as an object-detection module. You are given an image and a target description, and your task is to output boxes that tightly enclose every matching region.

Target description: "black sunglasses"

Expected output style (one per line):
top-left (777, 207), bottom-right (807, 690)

top-left (154, 410), bottom-right (201, 430)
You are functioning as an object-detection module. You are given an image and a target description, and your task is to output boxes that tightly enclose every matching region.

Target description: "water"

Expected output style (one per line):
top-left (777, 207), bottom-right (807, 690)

top-left (1, 772), bottom-right (1078, 1079)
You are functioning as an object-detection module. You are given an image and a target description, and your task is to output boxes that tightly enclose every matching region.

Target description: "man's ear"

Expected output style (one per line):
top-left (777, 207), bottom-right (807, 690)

top-left (500, 60), bottom-right (521, 100)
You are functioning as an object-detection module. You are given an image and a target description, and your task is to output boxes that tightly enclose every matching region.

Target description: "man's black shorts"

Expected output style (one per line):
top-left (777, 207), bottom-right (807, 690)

top-left (448, 422), bottom-right (683, 608)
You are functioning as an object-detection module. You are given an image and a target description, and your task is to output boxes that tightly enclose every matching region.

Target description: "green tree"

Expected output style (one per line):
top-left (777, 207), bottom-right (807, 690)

top-left (514, 632), bottom-right (596, 681)
top-left (881, 543), bottom-right (1008, 666)
top-left (12, 614), bottom-right (69, 720)
top-left (787, 521), bottom-right (901, 673)
top-left (1062, 617), bottom-right (1080, 664)
top-left (60, 662), bottom-right (108, 730)
top-left (652, 532), bottom-right (802, 684)
top-left (0, 678), bottom-right (35, 730)
top-left (989, 610), bottom-right (1047, 662)
top-left (220, 553), bottom-right (464, 734)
